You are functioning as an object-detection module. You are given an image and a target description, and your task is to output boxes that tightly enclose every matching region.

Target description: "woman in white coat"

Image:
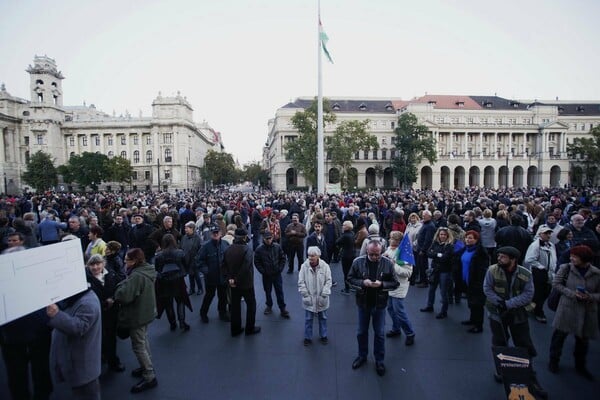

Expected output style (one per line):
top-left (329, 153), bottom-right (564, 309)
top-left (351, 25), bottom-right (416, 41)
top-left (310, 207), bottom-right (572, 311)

top-left (298, 246), bottom-right (332, 345)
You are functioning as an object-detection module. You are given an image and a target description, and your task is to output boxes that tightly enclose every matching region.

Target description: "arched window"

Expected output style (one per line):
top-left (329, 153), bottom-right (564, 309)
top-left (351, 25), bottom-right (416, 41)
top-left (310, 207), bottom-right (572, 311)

top-left (133, 150), bottom-right (140, 163)
top-left (146, 150), bottom-right (153, 163)
top-left (108, 151), bottom-right (114, 158)
top-left (120, 151), bottom-right (127, 158)
top-left (165, 148), bottom-right (172, 162)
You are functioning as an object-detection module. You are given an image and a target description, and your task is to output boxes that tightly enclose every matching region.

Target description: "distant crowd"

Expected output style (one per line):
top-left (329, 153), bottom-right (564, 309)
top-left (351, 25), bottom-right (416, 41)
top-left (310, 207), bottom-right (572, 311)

top-left (1, 185), bottom-right (599, 399)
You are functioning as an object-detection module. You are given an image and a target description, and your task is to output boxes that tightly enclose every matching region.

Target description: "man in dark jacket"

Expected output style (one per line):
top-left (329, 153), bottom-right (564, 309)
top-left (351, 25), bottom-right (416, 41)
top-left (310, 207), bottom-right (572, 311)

top-left (462, 210), bottom-right (481, 233)
top-left (254, 231), bottom-right (289, 318)
top-left (106, 215), bottom-right (130, 260)
top-left (495, 214), bottom-right (532, 265)
top-left (347, 241), bottom-right (399, 377)
top-left (415, 210), bottom-right (436, 287)
top-left (196, 226), bottom-right (230, 323)
top-left (180, 221), bottom-right (203, 295)
top-left (222, 228), bottom-right (260, 336)
top-left (285, 213), bottom-right (307, 273)
top-left (128, 214), bottom-right (157, 263)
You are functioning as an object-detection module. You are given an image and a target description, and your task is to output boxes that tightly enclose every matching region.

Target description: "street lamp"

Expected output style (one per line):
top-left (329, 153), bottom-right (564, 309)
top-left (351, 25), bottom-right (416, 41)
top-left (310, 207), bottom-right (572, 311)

top-left (3, 172), bottom-right (7, 194)
top-left (157, 158), bottom-right (161, 192)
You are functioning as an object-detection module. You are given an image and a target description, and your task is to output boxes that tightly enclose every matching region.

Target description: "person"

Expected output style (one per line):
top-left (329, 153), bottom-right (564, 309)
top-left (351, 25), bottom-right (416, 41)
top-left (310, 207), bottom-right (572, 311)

top-left (85, 225), bottom-right (106, 261)
top-left (46, 288), bottom-right (102, 400)
top-left (383, 231), bottom-right (416, 345)
top-left (354, 218), bottom-right (369, 257)
top-left (197, 225), bottom-right (230, 323)
top-left (67, 216), bottom-right (90, 253)
top-left (462, 210), bottom-right (481, 233)
top-left (523, 224), bottom-right (557, 323)
top-left (555, 228), bottom-right (574, 265)
top-left (37, 212), bottom-right (67, 245)
top-left (12, 217), bottom-right (39, 248)
top-left (181, 221), bottom-right (203, 295)
top-left (105, 214), bottom-right (130, 260)
top-left (478, 209), bottom-right (497, 258)
top-left (149, 216), bottom-right (181, 252)
top-left (0, 242), bottom-right (52, 399)
top-left (549, 245), bottom-right (600, 381)
top-left (114, 248), bottom-right (158, 393)
top-left (359, 223), bottom-right (387, 256)
top-left (85, 254), bottom-right (125, 372)
top-left (285, 213), bottom-right (307, 273)
top-left (347, 240), bottom-right (399, 376)
top-left (105, 241), bottom-right (126, 277)
top-left (298, 246), bottom-right (332, 345)
top-left (154, 234), bottom-right (192, 331)
top-left (495, 214), bottom-right (532, 265)
top-left (323, 211), bottom-right (341, 264)
top-left (405, 212), bottom-right (422, 285)
top-left (337, 220), bottom-right (355, 294)
top-left (415, 210), bottom-right (436, 287)
top-left (128, 214), bottom-right (157, 263)
top-left (222, 228), bottom-right (261, 336)
top-left (456, 230), bottom-right (490, 333)
top-left (483, 246), bottom-right (547, 399)
top-left (306, 219), bottom-right (328, 261)
top-left (421, 227), bottom-right (454, 319)
top-left (254, 231), bottom-right (289, 318)
top-left (566, 213), bottom-right (600, 251)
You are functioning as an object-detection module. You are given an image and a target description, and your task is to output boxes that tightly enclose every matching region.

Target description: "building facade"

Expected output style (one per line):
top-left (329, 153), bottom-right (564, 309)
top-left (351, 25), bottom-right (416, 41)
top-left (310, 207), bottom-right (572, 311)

top-left (0, 55), bottom-right (224, 193)
top-left (264, 95), bottom-right (600, 192)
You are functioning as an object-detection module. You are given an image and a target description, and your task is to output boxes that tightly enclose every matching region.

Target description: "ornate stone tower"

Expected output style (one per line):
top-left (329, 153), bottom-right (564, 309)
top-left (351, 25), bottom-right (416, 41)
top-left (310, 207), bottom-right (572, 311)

top-left (24, 55), bottom-right (67, 167)
top-left (27, 55), bottom-right (64, 106)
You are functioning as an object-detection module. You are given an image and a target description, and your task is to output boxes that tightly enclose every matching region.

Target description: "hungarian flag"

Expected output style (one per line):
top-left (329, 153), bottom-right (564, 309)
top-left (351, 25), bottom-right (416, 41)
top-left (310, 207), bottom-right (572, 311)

top-left (319, 19), bottom-right (333, 64)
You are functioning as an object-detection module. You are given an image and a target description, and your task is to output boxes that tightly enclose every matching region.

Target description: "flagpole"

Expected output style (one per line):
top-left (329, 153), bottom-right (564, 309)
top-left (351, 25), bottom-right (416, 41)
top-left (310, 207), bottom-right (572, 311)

top-left (317, 0), bottom-right (325, 194)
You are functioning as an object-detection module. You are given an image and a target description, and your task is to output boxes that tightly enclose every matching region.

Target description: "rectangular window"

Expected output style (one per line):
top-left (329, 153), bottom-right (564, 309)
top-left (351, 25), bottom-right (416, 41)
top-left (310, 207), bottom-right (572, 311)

top-left (373, 150), bottom-right (378, 160)
top-left (146, 135), bottom-right (152, 145)
top-left (164, 170), bottom-right (171, 179)
top-left (82, 136), bottom-right (88, 146)
top-left (382, 149), bottom-right (387, 160)
top-left (326, 151), bottom-right (331, 160)
top-left (133, 135), bottom-right (139, 145)
top-left (120, 136), bottom-right (126, 145)
top-left (107, 136), bottom-right (113, 146)
top-left (391, 122), bottom-right (395, 130)
top-left (37, 134), bottom-right (43, 145)
top-left (391, 137), bottom-right (396, 145)
top-left (69, 136), bottom-right (75, 146)
top-left (549, 147), bottom-right (554, 156)
top-left (94, 136), bottom-right (100, 146)
top-left (354, 151), bottom-right (359, 160)
top-left (390, 149), bottom-right (396, 159)
top-left (164, 133), bottom-right (173, 144)
top-left (363, 150), bottom-right (369, 160)
top-left (144, 171), bottom-right (151, 180)
top-left (508, 118), bottom-right (516, 125)
top-left (467, 117), bottom-right (474, 124)
top-left (24, 136), bottom-right (30, 146)
top-left (132, 171), bottom-right (138, 180)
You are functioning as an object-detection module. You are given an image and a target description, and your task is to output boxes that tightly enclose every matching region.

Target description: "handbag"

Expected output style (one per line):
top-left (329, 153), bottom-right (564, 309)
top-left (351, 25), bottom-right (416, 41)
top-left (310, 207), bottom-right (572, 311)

top-left (547, 265), bottom-right (570, 312)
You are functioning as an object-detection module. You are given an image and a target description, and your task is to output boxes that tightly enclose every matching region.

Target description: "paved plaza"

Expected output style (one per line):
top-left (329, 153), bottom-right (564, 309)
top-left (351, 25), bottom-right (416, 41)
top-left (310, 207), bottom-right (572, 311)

top-left (1, 259), bottom-right (599, 399)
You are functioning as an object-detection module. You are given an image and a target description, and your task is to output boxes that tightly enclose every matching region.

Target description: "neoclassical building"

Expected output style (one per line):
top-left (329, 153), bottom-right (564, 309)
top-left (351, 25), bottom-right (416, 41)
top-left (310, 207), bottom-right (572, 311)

top-left (264, 95), bottom-right (600, 191)
top-left (0, 55), bottom-right (224, 193)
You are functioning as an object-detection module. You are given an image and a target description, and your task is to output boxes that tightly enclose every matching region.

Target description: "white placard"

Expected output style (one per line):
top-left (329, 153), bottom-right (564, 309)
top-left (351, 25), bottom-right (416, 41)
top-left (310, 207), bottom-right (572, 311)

top-left (0, 240), bottom-right (88, 325)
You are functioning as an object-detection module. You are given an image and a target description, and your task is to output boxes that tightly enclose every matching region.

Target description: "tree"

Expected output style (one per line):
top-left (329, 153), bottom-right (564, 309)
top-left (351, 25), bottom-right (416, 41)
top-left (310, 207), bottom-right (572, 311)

top-left (567, 125), bottom-right (600, 185)
top-left (200, 150), bottom-right (238, 185)
top-left (392, 113), bottom-right (437, 188)
top-left (21, 151), bottom-right (58, 192)
top-left (106, 156), bottom-right (134, 185)
top-left (327, 119), bottom-right (378, 188)
top-left (241, 162), bottom-right (269, 187)
top-left (285, 99), bottom-right (336, 188)
top-left (58, 152), bottom-right (110, 191)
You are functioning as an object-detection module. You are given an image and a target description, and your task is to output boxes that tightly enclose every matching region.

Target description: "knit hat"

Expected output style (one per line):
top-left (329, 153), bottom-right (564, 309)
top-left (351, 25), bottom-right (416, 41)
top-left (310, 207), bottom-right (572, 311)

top-left (235, 228), bottom-right (247, 237)
top-left (496, 246), bottom-right (520, 260)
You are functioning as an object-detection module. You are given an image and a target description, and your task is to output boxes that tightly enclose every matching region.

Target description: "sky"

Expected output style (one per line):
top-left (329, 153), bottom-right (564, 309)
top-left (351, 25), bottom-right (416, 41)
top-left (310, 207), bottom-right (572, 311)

top-left (2, 0), bottom-right (599, 165)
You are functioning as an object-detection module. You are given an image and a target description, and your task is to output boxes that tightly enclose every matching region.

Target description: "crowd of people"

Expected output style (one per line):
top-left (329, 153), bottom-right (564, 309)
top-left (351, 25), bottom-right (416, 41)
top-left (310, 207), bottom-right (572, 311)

top-left (1, 185), bottom-right (600, 398)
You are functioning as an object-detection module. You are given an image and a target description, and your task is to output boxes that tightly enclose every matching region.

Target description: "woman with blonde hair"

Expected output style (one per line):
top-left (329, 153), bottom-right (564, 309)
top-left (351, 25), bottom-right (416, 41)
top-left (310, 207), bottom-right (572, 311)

top-left (421, 227), bottom-right (455, 319)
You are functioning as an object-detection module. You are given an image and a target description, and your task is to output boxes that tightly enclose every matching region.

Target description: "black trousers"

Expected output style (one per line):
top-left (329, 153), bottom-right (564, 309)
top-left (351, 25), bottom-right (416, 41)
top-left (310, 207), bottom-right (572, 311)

top-left (230, 287), bottom-right (257, 334)
top-left (469, 304), bottom-right (485, 329)
top-left (342, 256), bottom-right (354, 290)
top-left (1, 332), bottom-right (53, 400)
top-left (164, 296), bottom-right (186, 324)
top-left (531, 268), bottom-right (550, 317)
top-left (102, 309), bottom-right (120, 366)
top-left (490, 318), bottom-right (537, 358)
top-left (288, 244), bottom-right (304, 272)
top-left (549, 329), bottom-right (589, 366)
top-left (200, 284), bottom-right (228, 317)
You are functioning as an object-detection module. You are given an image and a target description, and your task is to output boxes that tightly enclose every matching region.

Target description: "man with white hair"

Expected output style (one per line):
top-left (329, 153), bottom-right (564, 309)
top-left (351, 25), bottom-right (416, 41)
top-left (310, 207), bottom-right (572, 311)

top-left (359, 224), bottom-right (387, 256)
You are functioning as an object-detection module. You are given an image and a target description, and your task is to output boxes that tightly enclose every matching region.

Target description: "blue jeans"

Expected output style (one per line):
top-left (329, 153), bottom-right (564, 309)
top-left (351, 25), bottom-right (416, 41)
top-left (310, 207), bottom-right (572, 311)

top-left (305, 310), bottom-right (327, 339)
top-left (262, 274), bottom-right (286, 310)
top-left (427, 271), bottom-right (451, 314)
top-left (357, 306), bottom-right (386, 362)
top-left (387, 297), bottom-right (415, 336)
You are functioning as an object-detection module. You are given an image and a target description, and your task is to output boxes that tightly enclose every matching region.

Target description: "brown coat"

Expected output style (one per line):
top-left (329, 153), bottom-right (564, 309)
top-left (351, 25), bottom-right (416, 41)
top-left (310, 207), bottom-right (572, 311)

top-left (552, 263), bottom-right (600, 339)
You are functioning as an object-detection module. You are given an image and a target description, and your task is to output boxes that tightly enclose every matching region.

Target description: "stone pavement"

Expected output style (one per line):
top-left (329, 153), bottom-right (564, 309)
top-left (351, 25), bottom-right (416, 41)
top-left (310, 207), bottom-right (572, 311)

top-left (1, 259), bottom-right (599, 399)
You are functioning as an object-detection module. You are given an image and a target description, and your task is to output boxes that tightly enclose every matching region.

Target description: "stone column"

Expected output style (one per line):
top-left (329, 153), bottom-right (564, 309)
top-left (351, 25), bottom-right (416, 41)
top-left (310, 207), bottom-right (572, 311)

top-left (463, 132), bottom-right (468, 159)
top-left (508, 132), bottom-right (513, 159)
top-left (479, 132), bottom-right (484, 159)
top-left (494, 132), bottom-right (498, 159)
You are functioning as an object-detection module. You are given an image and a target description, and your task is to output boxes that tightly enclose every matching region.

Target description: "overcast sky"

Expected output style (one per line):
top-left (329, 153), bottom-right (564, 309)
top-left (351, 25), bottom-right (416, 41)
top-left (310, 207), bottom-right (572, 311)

top-left (2, 0), bottom-right (599, 165)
